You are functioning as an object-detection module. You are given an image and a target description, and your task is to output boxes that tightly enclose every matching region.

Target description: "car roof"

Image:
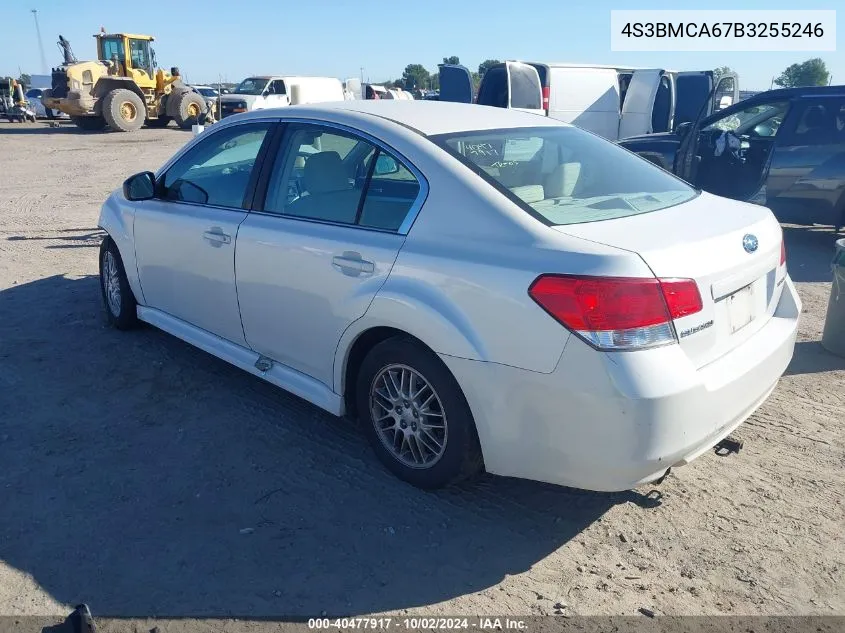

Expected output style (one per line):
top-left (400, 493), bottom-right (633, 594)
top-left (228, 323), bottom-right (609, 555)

top-left (748, 85), bottom-right (845, 99)
top-left (233, 100), bottom-right (566, 136)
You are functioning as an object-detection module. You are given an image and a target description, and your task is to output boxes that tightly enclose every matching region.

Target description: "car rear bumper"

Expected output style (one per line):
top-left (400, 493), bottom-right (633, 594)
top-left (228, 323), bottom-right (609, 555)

top-left (439, 275), bottom-right (801, 492)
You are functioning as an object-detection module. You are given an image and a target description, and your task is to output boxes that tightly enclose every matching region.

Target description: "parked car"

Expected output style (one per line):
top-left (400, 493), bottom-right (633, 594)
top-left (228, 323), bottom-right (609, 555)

top-left (99, 101), bottom-right (799, 491)
top-left (619, 86), bottom-right (845, 230)
top-left (439, 62), bottom-right (739, 140)
top-left (191, 85), bottom-right (220, 111)
top-left (24, 87), bottom-right (66, 119)
top-left (218, 76), bottom-right (344, 118)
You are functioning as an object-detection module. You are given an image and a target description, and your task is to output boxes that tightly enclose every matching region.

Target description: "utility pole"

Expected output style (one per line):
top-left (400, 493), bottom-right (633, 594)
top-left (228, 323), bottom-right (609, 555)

top-left (360, 67), bottom-right (364, 86)
top-left (31, 9), bottom-right (48, 76)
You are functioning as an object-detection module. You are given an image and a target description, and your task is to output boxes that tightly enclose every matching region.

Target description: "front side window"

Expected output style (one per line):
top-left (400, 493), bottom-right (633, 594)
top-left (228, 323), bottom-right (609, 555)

top-left (431, 125), bottom-right (696, 226)
top-left (100, 37), bottom-right (124, 62)
top-left (263, 125), bottom-right (421, 231)
top-left (162, 123), bottom-right (271, 208)
top-left (703, 100), bottom-right (790, 138)
top-left (267, 80), bottom-right (286, 95)
top-left (234, 78), bottom-right (269, 95)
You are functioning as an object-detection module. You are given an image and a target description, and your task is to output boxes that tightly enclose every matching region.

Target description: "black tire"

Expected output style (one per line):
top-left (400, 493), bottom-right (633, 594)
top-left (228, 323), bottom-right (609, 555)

top-left (172, 91), bottom-right (206, 129)
top-left (146, 115), bottom-right (172, 128)
top-left (102, 88), bottom-right (146, 132)
top-left (99, 237), bottom-right (139, 330)
top-left (71, 116), bottom-right (107, 132)
top-left (356, 336), bottom-right (483, 489)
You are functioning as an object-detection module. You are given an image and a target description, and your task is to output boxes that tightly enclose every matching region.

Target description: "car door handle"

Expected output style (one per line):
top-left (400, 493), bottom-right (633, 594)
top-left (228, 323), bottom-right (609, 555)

top-left (203, 228), bottom-right (231, 245)
top-left (332, 252), bottom-right (375, 275)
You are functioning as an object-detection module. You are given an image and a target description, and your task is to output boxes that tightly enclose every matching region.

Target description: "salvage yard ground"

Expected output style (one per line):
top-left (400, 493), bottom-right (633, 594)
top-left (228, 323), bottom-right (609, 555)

top-left (0, 120), bottom-right (843, 618)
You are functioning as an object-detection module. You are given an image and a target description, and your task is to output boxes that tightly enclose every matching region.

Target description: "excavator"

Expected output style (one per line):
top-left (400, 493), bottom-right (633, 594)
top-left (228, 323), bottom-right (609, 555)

top-left (42, 30), bottom-right (209, 132)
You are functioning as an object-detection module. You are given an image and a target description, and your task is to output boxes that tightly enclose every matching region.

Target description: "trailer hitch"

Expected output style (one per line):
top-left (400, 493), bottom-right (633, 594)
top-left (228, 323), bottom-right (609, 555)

top-left (714, 436), bottom-right (743, 457)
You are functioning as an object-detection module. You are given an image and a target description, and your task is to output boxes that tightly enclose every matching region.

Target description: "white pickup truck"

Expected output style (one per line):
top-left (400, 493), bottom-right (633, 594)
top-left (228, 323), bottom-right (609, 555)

top-left (219, 76), bottom-right (344, 118)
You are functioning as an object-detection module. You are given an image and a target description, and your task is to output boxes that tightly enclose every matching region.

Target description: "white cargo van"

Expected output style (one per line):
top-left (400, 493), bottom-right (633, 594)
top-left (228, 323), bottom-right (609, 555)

top-left (439, 62), bottom-right (739, 140)
top-left (219, 76), bottom-right (344, 118)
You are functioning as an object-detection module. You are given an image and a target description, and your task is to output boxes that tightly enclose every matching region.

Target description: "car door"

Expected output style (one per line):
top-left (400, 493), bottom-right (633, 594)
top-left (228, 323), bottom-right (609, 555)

top-left (677, 97), bottom-right (795, 201)
top-left (261, 79), bottom-right (289, 108)
top-left (133, 120), bottom-right (275, 345)
top-left (438, 64), bottom-right (473, 103)
top-left (618, 69), bottom-right (663, 139)
top-left (764, 96), bottom-right (845, 226)
top-left (673, 71), bottom-right (713, 129)
top-left (236, 123), bottom-right (425, 387)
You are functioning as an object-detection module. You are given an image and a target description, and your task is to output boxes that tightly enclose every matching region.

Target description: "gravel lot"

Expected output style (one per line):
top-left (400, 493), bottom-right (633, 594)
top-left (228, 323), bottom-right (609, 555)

top-left (0, 120), bottom-right (843, 620)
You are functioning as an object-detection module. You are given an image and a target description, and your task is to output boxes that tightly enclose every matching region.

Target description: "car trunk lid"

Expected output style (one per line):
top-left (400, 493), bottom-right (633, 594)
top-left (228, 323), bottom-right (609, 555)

top-left (553, 192), bottom-right (785, 368)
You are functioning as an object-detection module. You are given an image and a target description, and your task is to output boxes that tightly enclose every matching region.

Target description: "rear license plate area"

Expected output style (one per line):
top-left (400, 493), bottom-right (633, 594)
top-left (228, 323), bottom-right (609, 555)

top-left (727, 284), bottom-right (754, 334)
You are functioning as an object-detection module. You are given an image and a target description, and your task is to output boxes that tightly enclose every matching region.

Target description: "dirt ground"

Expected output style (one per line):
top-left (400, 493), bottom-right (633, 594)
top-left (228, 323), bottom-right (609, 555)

top-left (0, 119), bottom-right (843, 620)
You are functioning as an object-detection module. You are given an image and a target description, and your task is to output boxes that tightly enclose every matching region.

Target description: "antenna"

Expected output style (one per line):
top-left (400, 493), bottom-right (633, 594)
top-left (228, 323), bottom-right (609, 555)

top-left (31, 9), bottom-right (48, 75)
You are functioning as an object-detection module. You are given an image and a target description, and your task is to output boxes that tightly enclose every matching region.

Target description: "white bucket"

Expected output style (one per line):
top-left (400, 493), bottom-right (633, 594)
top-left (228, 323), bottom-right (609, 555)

top-left (192, 124), bottom-right (205, 136)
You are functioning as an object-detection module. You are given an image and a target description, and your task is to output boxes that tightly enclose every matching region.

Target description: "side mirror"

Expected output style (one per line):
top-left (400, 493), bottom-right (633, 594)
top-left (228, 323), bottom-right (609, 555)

top-left (123, 171), bottom-right (156, 201)
top-left (262, 89), bottom-right (270, 97)
top-left (674, 121), bottom-right (692, 139)
top-left (374, 154), bottom-right (399, 176)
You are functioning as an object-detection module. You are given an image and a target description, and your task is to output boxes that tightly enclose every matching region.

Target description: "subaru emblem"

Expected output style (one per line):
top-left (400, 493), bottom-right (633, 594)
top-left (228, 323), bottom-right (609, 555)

top-left (742, 234), bottom-right (758, 253)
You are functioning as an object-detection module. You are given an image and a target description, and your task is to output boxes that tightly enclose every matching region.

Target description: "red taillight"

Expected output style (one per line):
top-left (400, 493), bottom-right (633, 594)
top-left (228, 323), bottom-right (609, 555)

top-left (659, 278), bottom-right (704, 319)
top-left (528, 275), bottom-right (702, 350)
top-left (780, 239), bottom-right (786, 266)
top-left (542, 86), bottom-right (550, 113)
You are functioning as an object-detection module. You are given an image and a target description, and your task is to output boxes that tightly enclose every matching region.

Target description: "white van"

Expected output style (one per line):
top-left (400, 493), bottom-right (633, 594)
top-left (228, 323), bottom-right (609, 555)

top-left (439, 62), bottom-right (739, 140)
top-left (219, 76), bottom-right (344, 118)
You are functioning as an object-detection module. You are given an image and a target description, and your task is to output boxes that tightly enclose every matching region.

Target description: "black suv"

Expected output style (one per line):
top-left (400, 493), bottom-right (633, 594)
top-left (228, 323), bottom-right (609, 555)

top-left (619, 86), bottom-right (845, 231)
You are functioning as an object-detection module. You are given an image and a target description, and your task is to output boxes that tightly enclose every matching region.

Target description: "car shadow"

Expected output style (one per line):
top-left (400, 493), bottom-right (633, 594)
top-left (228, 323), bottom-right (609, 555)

top-left (0, 121), bottom-right (88, 134)
top-left (785, 340), bottom-right (845, 376)
top-left (782, 224), bottom-right (842, 284)
top-left (6, 228), bottom-right (105, 249)
top-left (0, 274), bottom-right (656, 618)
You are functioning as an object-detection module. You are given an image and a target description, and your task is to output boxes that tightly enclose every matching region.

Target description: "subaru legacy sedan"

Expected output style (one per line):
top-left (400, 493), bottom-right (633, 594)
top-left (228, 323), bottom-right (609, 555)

top-left (99, 101), bottom-right (800, 491)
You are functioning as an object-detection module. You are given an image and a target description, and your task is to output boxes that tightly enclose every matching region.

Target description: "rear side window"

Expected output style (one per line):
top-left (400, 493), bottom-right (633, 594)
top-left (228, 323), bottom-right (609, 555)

top-left (263, 125), bottom-right (421, 232)
top-left (782, 98), bottom-right (845, 146)
top-left (477, 66), bottom-right (508, 108)
top-left (431, 126), bottom-right (696, 226)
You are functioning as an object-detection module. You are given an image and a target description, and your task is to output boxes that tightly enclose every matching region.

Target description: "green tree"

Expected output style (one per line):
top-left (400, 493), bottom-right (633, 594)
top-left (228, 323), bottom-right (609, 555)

top-left (713, 66), bottom-right (734, 80)
top-left (17, 73), bottom-right (31, 87)
top-left (401, 63), bottom-right (430, 91)
top-left (442, 56), bottom-right (460, 66)
top-left (478, 59), bottom-right (501, 77)
top-left (774, 58), bottom-right (830, 88)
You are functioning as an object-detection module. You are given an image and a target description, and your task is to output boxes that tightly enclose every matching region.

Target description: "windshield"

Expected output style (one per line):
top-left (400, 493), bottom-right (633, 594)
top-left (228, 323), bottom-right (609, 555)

top-left (431, 126), bottom-right (697, 226)
top-left (703, 101), bottom-right (790, 136)
top-left (234, 78), bottom-right (268, 95)
top-left (196, 88), bottom-right (218, 97)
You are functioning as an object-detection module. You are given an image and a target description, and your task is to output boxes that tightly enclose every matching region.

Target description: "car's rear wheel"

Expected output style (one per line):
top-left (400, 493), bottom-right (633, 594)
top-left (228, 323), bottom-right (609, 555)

top-left (99, 237), bottom-right (138, 330)
top-left (356, 337), bottom-right (482, 489)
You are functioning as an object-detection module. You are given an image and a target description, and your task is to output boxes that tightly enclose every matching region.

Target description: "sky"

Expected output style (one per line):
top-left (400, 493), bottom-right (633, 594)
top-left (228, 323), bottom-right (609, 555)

top-left (0, 0), bottom-right (840, 91)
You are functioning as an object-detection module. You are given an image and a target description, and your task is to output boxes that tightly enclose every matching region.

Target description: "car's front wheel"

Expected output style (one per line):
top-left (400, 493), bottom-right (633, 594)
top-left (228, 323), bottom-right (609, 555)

top-left (99, 237), bottom-right (138, 330)
top-left (356, 337), bottom-right (482, 489)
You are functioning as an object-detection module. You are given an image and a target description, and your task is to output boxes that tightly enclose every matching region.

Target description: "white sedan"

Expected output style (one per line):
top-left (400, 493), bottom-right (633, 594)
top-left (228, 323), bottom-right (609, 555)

top-left (98, 101), bottom-right (800, 491)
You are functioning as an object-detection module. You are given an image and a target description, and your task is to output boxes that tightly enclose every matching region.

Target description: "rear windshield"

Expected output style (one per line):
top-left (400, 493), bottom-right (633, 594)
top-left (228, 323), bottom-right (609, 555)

top-left (430, 126), bottom-right (697, 226)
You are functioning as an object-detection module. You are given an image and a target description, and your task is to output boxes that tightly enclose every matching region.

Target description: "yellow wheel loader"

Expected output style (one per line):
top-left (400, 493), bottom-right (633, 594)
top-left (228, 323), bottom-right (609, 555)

top-left (42, 31), bottom-right (209, 132)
